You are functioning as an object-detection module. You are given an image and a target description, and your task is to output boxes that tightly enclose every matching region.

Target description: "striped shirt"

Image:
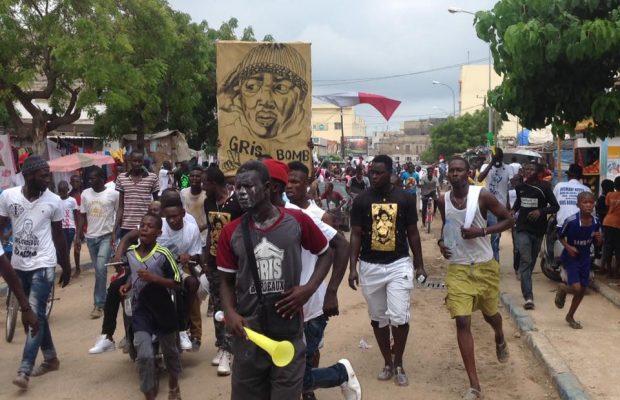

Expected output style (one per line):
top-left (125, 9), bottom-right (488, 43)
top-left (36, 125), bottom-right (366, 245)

top-left (115, 171), bottom-right (159, 230)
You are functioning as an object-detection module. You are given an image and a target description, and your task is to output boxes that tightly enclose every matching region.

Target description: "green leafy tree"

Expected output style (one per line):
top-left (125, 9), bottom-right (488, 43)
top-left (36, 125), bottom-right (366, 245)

top-left (96, 15), bottom-right (274, 152)
top-left (0, 0), bottom-right (128, 154)
top-left (94, 2), bottom-right (210, 150)
top-left (423, 108), bottom-right (497, 160)
top-left (475, 1), bottom-right (620, 140)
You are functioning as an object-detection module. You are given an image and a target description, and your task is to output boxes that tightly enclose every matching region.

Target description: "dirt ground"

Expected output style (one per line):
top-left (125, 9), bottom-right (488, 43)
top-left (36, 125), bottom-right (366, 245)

top-left (0, 222), bottom-right (558, 400)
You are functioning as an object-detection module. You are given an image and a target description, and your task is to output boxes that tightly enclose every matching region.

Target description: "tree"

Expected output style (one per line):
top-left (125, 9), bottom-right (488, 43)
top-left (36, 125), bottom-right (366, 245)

top-left (95, 15), bottom-right (274, 152)
top-left (423, 108), bottom-right (497, 161)
top-left (475, 1), bottom-right (620, 140)
top-left (0, 0), bottom-right (128, 154)
top-left (94, 1), bottom-right (210, 150)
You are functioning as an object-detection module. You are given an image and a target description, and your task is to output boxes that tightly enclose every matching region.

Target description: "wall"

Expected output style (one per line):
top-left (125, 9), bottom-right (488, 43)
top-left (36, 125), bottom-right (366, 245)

top-left (459, 64), bottom-right (520, 140)
top-left (311, 103), bottom-right (367, 142)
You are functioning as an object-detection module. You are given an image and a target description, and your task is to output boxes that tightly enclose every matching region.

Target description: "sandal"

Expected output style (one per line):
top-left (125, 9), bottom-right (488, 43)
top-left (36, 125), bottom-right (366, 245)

top-left (168, 386), bottom-right (182, 400)
top-left (463, 387), bottom-right (483, 399)
top-left (496, 341), bottom-right (509, 363)
top-left (30, 360), bottom-right (60, 377)
top-left (554, 289), bottom-right (566, 309)
top-left (566, 319), bottom-right (583, 329)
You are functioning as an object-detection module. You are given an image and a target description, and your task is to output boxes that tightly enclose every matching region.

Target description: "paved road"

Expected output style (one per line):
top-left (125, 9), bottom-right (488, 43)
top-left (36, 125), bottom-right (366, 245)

top-left (0, 226), bottom-right (558, 400)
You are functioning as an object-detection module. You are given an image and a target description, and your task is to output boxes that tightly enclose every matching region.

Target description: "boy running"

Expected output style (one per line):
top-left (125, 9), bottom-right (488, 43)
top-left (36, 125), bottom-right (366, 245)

top-left (554, 192), bottom-right (602, 329)
top-left (120, 213), bottom-right (183, 400)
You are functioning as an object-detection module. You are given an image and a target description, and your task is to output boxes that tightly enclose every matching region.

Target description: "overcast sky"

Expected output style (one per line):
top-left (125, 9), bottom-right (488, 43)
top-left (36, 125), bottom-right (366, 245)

top-left (168, 0), bottom-right (498, 132)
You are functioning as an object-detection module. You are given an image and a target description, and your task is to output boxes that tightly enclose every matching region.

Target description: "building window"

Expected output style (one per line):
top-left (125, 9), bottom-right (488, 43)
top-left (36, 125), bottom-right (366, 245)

top-left (406, 156), bottom-right (411, 162)
top-left (405, 144), bottom-right (411, 153)
top-left (395, 156), bottom-right (400, 161)
top-left (334, 122), bottom-right (342, 130)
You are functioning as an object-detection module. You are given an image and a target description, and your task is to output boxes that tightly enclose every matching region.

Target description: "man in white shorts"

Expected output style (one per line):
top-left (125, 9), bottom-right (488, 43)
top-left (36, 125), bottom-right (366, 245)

top-left (349, 155), bottom-right (426, 387)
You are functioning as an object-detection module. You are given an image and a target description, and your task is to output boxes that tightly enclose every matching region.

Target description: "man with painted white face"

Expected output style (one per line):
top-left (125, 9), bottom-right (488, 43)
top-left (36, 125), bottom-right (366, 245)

top-left (218, 160), bottom-right (331, 400)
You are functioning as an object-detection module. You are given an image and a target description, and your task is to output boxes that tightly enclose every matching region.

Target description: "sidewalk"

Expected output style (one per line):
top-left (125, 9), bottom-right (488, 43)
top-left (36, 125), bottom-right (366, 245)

top-left (499, 236), bottom-right (620, 400)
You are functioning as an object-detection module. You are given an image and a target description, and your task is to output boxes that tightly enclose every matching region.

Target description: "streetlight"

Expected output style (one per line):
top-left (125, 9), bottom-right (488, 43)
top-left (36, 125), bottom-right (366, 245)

top-left (432, 80), bottom-right (456, 117)
top-left (448, 7), bottom-right (493, 141)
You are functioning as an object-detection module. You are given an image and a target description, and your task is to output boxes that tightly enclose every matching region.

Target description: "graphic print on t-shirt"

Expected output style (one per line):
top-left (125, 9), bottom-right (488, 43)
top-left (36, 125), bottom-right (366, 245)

top-left (208, 211), bottom-right (231, 256)
top-left (249, 237), bottom-right (285, 294)
top-left (13, 218), bottom-right (39, 257)
top-left (371, 203), bottom-right (397, 251)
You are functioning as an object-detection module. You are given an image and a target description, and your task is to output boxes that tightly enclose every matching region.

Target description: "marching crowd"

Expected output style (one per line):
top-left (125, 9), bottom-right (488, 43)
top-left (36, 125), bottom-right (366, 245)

top-left (0, 148), bottom-right (613, 400)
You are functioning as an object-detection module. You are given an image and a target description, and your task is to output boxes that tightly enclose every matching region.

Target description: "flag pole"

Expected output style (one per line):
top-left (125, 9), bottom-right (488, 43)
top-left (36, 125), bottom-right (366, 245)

top-left (340, 107), bottom-right (345, 159)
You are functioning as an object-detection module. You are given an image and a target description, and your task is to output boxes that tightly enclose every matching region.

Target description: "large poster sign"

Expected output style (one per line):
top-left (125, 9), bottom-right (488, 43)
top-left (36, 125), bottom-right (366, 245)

top-left (0, 135), bottom-right (15, 189)
top-left (216, 41), bottom-right (312, 175)
top-left (344, 136), bottom-right (369, 157)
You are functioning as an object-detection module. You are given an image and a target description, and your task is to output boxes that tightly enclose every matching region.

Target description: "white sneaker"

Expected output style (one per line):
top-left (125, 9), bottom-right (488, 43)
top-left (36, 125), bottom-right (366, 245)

top-left (339, 359), bottom-right (362, 400)
top-left (179, 330), bottom-right (192, 351)
top-left (217, 351), bottom-right (232, 376)
top-left (89, 335), bottom-right (116, 354)
top-left (211, 348), bottom-right (224, 366)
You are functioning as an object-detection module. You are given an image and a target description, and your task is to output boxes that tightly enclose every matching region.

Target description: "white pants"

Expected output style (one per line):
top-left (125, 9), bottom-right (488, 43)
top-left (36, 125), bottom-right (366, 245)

top-left (196, 274), bottom-right (210, 301)
top-left (360, 257), bottom-right (414, 328)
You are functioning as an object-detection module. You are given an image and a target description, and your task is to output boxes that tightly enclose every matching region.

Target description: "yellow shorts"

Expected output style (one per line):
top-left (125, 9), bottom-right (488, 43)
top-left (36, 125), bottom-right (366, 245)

top-left (445, 259), bottom-right (500, 318)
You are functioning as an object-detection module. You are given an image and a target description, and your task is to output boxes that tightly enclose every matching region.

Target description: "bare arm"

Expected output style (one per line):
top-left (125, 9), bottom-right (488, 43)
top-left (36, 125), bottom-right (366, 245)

top-left (323, 232), bottom-right (350, 318)
top-left (321, 211), bottom-right (335, 229)
top-left (112, 229), bottom-right (139, 262)
top-left (52, 221), bottom-right (71, 287)
top-left (114, 191), bottom-right (125, 233)
top-left (477, 163), bottom-right (493, 183)
top-left (0, 255), bottom-right (39, 336)
top-left (407, 223), bottom-right (426, 278)
top-left (219, 270), bottom-right (247, 338)
top-left (461, 190), bottom-right (514, 239)
top-left (348, 225), bottom-right (362, 290)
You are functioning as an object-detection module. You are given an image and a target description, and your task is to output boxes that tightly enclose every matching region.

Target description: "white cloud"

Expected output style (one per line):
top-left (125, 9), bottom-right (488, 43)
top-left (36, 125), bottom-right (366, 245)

top-left (169, 0), bottom-right (497, 129)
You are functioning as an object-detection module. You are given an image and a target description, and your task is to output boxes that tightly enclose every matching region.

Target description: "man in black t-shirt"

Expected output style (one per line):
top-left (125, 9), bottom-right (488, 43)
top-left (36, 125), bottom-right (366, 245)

top-left (349, 155), bottom-right (426, 387)
top-left (512, 161), bottom-right (559, 310)
top-left (203, 166), bottom-right (244, 376)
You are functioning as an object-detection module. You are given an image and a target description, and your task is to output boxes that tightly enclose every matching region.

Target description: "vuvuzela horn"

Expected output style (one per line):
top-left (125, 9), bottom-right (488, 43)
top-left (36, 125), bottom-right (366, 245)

top-left (243, 327), bottom-right (294, 367)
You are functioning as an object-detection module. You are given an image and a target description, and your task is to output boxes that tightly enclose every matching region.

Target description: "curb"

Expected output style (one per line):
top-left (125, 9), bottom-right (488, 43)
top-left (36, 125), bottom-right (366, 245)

top-left (590, 279), bottom-right (620, 308)
top-left (500, 292), bottom-right (592, 400)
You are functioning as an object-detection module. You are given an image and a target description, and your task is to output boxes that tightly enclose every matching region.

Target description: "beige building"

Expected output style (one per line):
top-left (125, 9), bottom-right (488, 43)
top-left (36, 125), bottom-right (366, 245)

top-left (459, 64), bottom-right (521, 144)
top-left (311, 103), bottom-right (367, 142)
top-left (368, 118), bottom-right (438, 163)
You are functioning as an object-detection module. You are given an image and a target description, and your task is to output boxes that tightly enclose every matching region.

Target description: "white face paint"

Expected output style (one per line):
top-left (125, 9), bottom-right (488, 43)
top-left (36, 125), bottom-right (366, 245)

top-left (235, 171), bottom-right (265, 210)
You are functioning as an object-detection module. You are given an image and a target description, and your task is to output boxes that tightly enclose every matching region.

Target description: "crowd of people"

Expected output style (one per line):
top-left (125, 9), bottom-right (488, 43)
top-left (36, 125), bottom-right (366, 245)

top-left (0, 147), bottom-right (613, 400)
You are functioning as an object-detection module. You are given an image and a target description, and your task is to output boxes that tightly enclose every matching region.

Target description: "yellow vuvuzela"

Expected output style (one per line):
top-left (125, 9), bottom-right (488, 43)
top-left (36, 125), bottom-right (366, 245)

top-left (243, 327), bottom-right (294, 367)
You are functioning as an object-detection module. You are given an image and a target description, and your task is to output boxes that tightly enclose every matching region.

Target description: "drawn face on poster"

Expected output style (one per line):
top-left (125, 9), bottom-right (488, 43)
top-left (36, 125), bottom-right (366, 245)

top-left (217, 42), bottom-right (312, 175)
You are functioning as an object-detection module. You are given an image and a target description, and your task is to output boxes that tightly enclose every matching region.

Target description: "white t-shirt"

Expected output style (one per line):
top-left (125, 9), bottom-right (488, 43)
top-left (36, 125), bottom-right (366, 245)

top-left (509, 189), bottom-right (517, 209)
top-left (158, 168), bottom-right (170, 195)
top-left (80, 187), bottom-right (119, 238)
top-left (180, 188), bottom-right (208, 247)
top-left (285, 201), bottom-right (337, 322)
top-left (61, 196), bottom-right (78, 229)
top-left (481, 163), bottom-right (513, 208)
top-left (158, 216), bottom-right (202, 257)
top-left (510, 162), bottom-right (522, 176)
top-left (0, 187), bottom-right (63, 271)
top-left (553, 179), bottom-right (591, 227)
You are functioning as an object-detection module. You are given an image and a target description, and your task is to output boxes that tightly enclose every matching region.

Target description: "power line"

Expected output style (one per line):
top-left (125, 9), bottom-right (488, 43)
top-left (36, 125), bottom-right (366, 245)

top-left (313, 57), bottom-right (489, 87)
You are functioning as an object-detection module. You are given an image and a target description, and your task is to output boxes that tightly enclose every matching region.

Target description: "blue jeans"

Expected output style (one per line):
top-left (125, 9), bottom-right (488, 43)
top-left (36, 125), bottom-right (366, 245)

top-left (63, 228), bottom-right (75, 250)
top-left (303, 315), bottom-right (348, 391)
top-left (16, 267), bottom-right (57, 376)
top-left (86, 233), bottom-right (113, 308)
top-left (515, 230), bottom-right (544, 301)
top-left (487, 212), bottom-right (500, 262)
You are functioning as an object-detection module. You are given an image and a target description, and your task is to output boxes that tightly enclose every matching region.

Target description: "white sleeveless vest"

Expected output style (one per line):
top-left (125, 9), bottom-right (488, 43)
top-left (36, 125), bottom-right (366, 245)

top-left (443, 188), bottom-right (493, 265)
